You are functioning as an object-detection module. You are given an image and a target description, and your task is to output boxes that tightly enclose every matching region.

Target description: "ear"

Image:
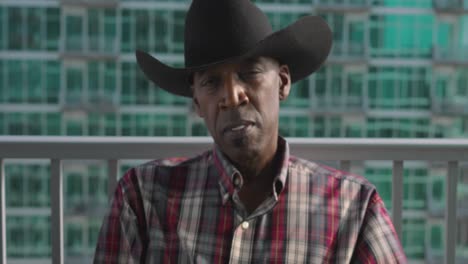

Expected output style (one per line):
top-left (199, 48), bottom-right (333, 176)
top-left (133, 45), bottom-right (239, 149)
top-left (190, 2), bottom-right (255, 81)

top-left (278, 64), bottom-right (291, 101)
top-left (191, 87), bottom-right (204, 118)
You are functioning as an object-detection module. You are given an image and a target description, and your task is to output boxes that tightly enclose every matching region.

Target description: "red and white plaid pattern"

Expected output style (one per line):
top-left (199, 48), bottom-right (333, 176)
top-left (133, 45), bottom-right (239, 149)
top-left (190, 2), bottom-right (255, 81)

top-left (94, 137), bottom-right (406, 263)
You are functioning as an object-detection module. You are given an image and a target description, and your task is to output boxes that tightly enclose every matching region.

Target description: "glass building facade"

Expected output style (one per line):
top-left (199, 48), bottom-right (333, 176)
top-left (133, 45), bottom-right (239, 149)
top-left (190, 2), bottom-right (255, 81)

top-left (1, 0), bottom-right (468, 262)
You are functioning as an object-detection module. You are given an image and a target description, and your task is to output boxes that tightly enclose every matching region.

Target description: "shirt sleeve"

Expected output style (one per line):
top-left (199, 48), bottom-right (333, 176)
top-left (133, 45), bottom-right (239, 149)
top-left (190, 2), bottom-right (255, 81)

top-left (93, 168), bottom-right (149, 264)
top-left (351, 191), bottom-right (408, 263)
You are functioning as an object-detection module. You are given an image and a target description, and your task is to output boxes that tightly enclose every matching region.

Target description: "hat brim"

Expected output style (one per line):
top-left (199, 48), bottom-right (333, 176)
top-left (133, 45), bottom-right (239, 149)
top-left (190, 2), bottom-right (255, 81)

top-left (135, 15), bottom-right (332, 98)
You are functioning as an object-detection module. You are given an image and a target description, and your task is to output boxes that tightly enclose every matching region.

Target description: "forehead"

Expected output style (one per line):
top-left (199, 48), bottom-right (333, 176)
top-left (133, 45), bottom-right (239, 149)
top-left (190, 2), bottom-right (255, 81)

top-left (194, 56), bottom-right (278, 77)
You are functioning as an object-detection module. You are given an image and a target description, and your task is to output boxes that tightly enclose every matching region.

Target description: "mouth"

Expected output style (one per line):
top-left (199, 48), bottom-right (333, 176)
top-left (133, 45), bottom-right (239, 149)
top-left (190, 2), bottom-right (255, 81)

top-left (223, 121), bottom-right (255, 134)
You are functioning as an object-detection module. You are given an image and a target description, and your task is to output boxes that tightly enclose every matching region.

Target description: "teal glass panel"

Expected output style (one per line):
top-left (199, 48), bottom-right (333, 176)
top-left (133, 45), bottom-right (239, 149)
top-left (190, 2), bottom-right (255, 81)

top-left (172, 115), bottom-right (187, 136)
top-left (0, 60), bottom-right (4, 103)
top-left (370, 15), bottom-right (433, 58)
top-left (120, 62), bottom-right (133, 104)
top-left (88, 113), bottom-right (101, 136)
top-left (46, 61), bottom-right (60, 103)
top-left (66, 15), bottom-right (83, 51)
top-left (121, 9), bottom-right (132, 52)
top-left (25, 165), bottom-right (48, 206)
top-left (5, 164), bottom-right (24, 206)
top-left (104, 9), bottom-right (117, 52)
top-left (7, 216), bottom-right (51, 257)
top-left (0, 7), bottom-right (4, 50)
top-left (105, 113), bottom-right (117, 136)
top-left (8, 7), bottom-right (23, 50)
top-left (294, 116), bottom-right (309, 137)
top-left (347, 72), bottom-right (363, 107)
top-left (46, 113), bottom-right (61, 135)
top-left (172, 11), bottom-right (186, 53)
top-left (191, 122), bottom-right (208, 136)
top-left (88, 62), bottom-right (99, 94)
top-left (135, 67), bottom-right (149, 104)
top-left (430, 224), bottom-right (443, 250)
top-left (26, 113), bottom-right (41, 135)
top-left (66, 223), bottom-right (83, 255)
top-left (153, 10), bottom-right (168, 52)
top-left (135, 10), bottom-right (149, 51)
top-left (279, 116), bottom-right (292, 137)
top-left (66, 120), bottom-right (83, 136)
top-left (402, 218), bottom-right (426, 259)
top-left (135, 114), bottom-right (150, 136)
top-left (313, 116), bottom-right (325, 137)
top-left (152, 115), bottom-right (169, 136)
top-left (0, 112), bottom-right (4, 134)
top-left (46, 8), bottom-right (60, 50)
top-left (121, 114), bottom-right (133, 136)
top-left (349, 20), bottom-right (365, 56)
top-left (66, 172), bottom-right (83, 207)
top-left (88, 9), bottom-right (99, 51)
top-left (104, 62), bottom-right (116, 96)
top-left (66, 67), bottom-right (84, 104)
top-left (7, 60), bottom-right (23, 103)
top-left (26, 8), bottom-right (42, 50)
top-left (27, 61), bottom-right (42, 103)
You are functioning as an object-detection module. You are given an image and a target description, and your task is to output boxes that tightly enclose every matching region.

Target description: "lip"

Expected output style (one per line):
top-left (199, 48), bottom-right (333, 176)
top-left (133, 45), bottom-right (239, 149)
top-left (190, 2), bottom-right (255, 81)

top-left (222, 121), bottom-right (255, 134)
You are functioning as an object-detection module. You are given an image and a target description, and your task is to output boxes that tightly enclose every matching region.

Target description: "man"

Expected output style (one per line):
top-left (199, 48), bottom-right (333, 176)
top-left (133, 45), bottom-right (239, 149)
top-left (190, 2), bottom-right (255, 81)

top-left (94, 0), bottom-right (406, 263)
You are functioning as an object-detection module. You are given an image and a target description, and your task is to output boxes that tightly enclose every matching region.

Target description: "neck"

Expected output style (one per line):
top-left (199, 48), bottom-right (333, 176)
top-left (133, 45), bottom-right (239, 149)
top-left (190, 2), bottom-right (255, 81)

top-left (231, 140), bottom-right (280, 184)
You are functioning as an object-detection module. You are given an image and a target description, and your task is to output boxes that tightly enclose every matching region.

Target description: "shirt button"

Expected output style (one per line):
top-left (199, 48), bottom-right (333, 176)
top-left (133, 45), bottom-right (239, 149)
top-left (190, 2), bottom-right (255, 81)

top-left (241, 221), bottom-right (249, 230)
top-left (233, 177), bottom-right (241, 187)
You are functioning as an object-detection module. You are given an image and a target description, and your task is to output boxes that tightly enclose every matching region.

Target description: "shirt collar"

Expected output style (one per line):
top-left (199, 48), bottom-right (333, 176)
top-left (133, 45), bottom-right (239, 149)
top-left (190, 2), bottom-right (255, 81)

top-left (212, 136), bottom-right (290, 204)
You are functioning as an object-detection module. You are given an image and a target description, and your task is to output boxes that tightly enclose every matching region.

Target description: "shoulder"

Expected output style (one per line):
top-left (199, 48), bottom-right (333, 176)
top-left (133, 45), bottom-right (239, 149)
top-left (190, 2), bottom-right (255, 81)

top-left (288, 155), bottom-right (377, 196)
top-left (117, 150), bottom-right (212, 197)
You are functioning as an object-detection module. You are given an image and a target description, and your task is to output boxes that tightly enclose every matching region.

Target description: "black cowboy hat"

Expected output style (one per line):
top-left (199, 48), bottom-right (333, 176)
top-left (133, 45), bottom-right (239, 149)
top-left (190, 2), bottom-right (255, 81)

top-left (135, 0), bottom-right (332, 98)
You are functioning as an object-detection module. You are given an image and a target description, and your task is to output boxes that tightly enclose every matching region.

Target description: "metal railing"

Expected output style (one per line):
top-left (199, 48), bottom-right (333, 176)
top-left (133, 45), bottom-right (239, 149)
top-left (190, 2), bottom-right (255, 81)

top-left (1, 136), bottom-right (468, 264)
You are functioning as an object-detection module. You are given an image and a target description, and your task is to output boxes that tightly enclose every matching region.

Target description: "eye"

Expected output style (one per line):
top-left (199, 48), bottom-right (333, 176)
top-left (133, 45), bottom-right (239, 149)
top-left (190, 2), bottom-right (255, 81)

top-left (239, 69), bottom-right (261, 80)
top-left (200, 76), bottom-right (217, 87)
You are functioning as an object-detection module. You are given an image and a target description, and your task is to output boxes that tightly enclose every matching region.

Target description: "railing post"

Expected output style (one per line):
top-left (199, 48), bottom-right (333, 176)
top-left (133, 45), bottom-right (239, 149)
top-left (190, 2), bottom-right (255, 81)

top-left (51, 159), bottom-right (64, 264)
top-left (392, 160), bottom-right (403, 240)
top-left (445, 161), bottom-right (458, 264)
top-left (107, 159), bottom-right (119, 202)
top-left (0, 159), bottom-right (6, 264)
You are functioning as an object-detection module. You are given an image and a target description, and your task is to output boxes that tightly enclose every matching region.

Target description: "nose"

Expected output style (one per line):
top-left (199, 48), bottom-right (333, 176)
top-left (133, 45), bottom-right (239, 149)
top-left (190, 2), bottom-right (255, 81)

top-left (218, 74), bottom-right (249, 109)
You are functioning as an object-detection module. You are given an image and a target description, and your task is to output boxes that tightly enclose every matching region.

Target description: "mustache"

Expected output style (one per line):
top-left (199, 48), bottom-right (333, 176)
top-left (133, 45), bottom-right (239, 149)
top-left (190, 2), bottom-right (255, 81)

top-left (218, 109), bottom-right (257, 130)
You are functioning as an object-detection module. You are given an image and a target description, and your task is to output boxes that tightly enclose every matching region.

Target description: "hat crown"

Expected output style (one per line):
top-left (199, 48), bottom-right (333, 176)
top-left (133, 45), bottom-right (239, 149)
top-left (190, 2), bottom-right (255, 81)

top-left (184, 0), bottom-right (273, 68)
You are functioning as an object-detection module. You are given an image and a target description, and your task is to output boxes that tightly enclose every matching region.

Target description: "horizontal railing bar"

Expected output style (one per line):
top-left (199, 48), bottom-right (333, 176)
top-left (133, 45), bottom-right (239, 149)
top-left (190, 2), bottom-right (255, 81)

top-left (1, 158), bottom-right (6, 264)
top-left (51, 159), bottom-right (64, 264)
top-left (392, 160), bottom-right (404, 240)
top-left (445, 161), bottom-right (458, 264)
top-left (0, 136), bottom-right (467, 160)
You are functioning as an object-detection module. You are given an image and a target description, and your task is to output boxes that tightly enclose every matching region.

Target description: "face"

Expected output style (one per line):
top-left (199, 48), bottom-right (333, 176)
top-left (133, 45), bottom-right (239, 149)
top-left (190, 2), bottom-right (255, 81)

top-left (192, 57), bottom-right (291, 164)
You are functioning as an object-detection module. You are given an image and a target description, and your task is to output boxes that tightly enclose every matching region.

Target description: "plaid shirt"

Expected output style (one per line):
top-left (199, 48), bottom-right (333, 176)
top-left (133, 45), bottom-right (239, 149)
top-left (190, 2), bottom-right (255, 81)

top-left (94, 137), bottom-right (406, 263)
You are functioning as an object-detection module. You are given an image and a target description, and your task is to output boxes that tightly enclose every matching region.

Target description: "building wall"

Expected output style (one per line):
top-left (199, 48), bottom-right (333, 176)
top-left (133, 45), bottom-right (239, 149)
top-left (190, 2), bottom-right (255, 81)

top-left (1, 0), bottom-right (468, 262)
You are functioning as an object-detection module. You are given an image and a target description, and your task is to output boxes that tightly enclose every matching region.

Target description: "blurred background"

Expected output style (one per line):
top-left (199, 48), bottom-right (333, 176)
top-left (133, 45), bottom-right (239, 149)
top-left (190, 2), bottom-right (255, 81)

top-left (0, 0), bottom-right (468, 263)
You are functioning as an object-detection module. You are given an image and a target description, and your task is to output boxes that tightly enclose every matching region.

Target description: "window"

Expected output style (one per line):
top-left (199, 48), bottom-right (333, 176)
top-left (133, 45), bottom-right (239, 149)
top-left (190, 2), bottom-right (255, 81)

top-left (65, 66), bottom-right (85, 105)
top-left (65, 14), bottom-right (84, 51)
top-left (172, 11), bottom-right (186, 53)
top-left (368, 67), bottom-right (430, 109)
top-left (370, 14), bottom-right (433, 58)
top-left (27, 61), bottom-right (42, 103)
top-left (26, 8), bottom-right (41, 50)
top-left (46, 8), bottom-right (60, 51)
top-left (135, 10), bottom-right (150, 51)
top-left (8, 7), bottom-right (23, 50)
top-left (7, 60), bottom-right (23, 103)
top-left (121, 9), bottom-right (132, 52)
top-left (46, 61), bottom-right (60, 103)
top-left (0, 7), bottom-right (5, 50)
